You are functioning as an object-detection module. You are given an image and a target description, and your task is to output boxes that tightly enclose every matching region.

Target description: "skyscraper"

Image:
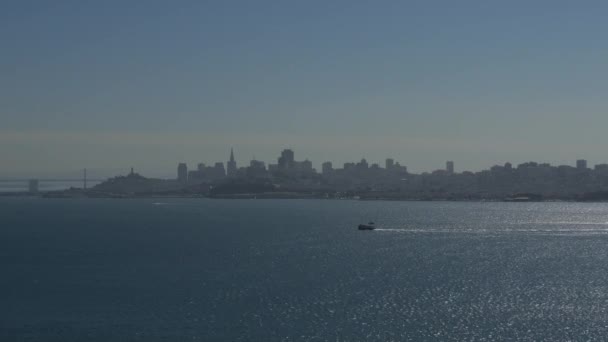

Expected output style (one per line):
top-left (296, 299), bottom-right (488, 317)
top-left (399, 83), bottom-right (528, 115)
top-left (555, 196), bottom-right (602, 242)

top-left (576, 159), bottom-right (587, 170)
top-left (446, 161), bottom-right (454, 174)
top-left (278, 149), bottom-right (295, 169)
top-left (357, 158), bottom-right (369, 170)
top-left (322, 161), bottom-right (333, 175)
top-left (385, 158), bottom-right (394, 170)
top-left (177, 163), bottom-right (188, 183)
top-left (227, 148), bottom-right (237, 177)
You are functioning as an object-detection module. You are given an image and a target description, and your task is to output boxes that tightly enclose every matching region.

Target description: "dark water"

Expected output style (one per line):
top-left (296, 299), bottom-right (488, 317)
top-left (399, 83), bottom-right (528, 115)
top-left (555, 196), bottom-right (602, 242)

top-left (3, 198), bottom-right (608, 341)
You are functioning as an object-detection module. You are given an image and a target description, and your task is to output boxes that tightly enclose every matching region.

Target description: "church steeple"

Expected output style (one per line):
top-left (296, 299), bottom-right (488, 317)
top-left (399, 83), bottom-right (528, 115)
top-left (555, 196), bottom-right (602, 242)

top-left (230, 148), bottom-right (235, 162)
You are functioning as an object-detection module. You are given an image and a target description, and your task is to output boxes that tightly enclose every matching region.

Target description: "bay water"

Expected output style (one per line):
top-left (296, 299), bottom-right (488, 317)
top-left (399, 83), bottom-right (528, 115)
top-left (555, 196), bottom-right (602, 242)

top-left (2, 198), bottom-right (608, 341)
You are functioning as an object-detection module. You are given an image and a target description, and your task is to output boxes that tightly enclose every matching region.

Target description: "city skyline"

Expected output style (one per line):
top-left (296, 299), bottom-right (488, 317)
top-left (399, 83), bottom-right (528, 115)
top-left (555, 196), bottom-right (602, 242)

top-left (0, 143), bottom-right (605, 180)
top-left (174, 147), bottom-right (606, 177)
top-left (17, 146), bottom-right (608, 202)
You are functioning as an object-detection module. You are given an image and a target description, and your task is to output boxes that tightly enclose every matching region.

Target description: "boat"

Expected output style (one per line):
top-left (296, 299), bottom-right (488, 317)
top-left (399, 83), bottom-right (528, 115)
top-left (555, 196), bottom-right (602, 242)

top-left (358, 222), bottom-right (376, 230)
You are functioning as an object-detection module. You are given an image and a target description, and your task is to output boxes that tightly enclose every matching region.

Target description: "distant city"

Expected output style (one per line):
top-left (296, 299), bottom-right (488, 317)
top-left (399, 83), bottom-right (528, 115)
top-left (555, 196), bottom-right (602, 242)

top-left (11, 147), bottom-right (608, 202)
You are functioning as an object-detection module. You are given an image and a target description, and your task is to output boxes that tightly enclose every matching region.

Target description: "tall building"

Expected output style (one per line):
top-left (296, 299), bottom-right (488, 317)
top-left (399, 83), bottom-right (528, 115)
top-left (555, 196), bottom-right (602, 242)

top-left (385, 158), bottom-right (394, 170)
top-left (576, 159), bottom-right (587, 170)
top-left (322, 161), bottom-right (333, 175)
top-left (357, 158), bottom-right (369, 170)
top-left (278, 149), bottom-right (295, 169)
top-left (394, 162), bottom-right (408, 173)
top-left (446, 161), bottom-right (454, 174)
top-left (247, 160), bottom-right (267, 178)
top-left (298, 159), bottom-right (313, 173)
top-left (177, 163), bottom-right (188, 183)
top-left (227, 148), bottom-right (237, 177)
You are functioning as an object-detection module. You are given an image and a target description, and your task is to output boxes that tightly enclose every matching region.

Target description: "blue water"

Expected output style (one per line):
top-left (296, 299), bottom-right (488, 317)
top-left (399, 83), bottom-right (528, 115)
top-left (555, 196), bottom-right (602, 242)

top-left (3, 198), bottom-right (608, 341)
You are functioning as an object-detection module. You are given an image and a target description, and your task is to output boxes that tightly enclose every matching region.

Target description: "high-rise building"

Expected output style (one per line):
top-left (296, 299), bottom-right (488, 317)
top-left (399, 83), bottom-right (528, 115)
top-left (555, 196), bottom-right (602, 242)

top-left (385, 158), bottom-right (394, 170)
top-left (394, 162), bottom-right (408, 173)
top-left (322, 161), bottom-right (333, 175)
top-left (227, 148), bottom-right (237, 177)
top-left (576, 159), bottom-right (587, 170)
top-left (299, 159), bottom-right (313, 173)
top-left (446, 161), bottom-right (454, 174)
top-left (177, 163), bottom-right (188, 182)
top-left (357, 158), bottom-right (369, 170)
top-left (247, 160), bottom-right (267, 178)
top-left (278, 149), bottom-right (295, 169)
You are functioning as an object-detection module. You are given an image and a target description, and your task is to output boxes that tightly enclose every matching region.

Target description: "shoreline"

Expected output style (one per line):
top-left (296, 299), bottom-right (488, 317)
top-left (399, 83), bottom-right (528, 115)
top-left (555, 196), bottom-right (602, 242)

top-left (0, 191), bottom-right (605, 203)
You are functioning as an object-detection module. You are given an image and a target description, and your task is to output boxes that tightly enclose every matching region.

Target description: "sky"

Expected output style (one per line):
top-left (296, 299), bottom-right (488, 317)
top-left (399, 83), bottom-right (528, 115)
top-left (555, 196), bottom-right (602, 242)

top-left (2, 0), bottom-right (608, 178)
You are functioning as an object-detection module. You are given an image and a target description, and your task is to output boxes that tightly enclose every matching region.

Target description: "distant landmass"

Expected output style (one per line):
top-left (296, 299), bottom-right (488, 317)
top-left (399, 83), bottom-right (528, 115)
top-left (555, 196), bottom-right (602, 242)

top-left (8, 149), bottom-right (608, 202)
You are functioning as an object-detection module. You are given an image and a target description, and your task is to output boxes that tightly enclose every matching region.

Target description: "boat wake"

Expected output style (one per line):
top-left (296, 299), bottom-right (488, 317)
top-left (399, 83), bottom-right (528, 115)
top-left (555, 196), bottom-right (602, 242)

top-left (152, 202), bottom-right (177, 206)
top-left (372, 226), bottom-right (608, 236)
top-left (513, 221), bottom-right (608, 226)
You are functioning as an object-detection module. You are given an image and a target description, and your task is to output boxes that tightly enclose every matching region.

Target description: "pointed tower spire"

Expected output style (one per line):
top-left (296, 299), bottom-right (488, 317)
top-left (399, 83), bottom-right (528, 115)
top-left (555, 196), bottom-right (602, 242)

top-left (227, 147), bottom-right (237, 177)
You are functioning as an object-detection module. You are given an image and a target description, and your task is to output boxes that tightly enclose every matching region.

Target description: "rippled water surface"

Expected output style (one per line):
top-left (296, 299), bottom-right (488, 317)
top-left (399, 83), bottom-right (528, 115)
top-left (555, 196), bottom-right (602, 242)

top-left (3, 198), bottom-right (608, 341)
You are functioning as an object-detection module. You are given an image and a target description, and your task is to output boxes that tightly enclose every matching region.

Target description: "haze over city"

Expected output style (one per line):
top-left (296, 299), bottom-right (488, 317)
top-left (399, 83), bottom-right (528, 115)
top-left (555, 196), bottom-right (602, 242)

top-left (3, 1), bottom-right (608, 178)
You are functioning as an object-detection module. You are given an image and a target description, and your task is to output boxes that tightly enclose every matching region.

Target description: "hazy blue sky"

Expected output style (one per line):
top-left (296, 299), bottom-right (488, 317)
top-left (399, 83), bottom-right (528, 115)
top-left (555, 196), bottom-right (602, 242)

top-left (2, 1), bottom-right (608, 178)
